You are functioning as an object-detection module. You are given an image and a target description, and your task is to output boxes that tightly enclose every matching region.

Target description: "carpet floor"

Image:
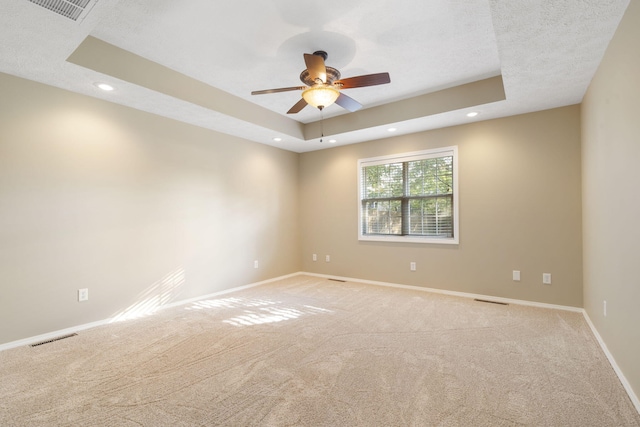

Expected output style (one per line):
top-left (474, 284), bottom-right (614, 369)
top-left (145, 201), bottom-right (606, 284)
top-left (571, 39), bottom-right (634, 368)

top-left (1, 275), bottom-right (638, 426)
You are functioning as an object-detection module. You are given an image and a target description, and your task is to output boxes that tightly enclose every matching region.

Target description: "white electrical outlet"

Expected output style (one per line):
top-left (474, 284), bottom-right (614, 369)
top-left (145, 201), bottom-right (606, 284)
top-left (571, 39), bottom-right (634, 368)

top-left (410, 262), bottom-right (416, 271)
top-left (254, 260), bottom-right (259, 269)
top-left (325, 255), bottom-right (330, 262)
top-left (542, 273), bottom-right (552, 285)
top-left (78, 288), bottom-right (89, 302)
top-left (513, 270), bottom-right (521, 281)
top-left (312, 254), bottom-right (317, 261)
top-left (604, 300), bottom-right (607, 317)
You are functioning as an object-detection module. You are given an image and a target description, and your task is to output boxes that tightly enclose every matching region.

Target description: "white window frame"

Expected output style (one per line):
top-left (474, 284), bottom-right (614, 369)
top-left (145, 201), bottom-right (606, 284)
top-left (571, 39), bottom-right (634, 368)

top-left (357, 146), bottom-right (459, 244)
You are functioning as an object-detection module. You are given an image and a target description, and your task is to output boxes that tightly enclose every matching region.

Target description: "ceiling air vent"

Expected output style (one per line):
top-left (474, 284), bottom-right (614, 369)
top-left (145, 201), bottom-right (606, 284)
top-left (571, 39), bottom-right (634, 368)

top-left (28, 0), bottom-right (94, 22)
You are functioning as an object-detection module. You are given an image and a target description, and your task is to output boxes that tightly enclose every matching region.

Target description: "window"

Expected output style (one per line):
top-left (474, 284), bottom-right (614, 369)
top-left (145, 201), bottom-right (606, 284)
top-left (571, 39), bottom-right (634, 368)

top-left (358, 146), bottom-right (458, 244)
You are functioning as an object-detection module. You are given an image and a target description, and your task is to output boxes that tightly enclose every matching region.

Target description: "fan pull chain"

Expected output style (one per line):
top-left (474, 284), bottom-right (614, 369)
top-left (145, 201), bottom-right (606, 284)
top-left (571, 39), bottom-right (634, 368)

top-left (320, 109), bottom-right (324, 143)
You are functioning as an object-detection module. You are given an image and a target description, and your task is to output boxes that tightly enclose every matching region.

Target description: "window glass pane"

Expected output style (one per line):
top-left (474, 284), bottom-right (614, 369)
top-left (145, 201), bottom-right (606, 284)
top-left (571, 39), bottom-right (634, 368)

top-left (436, 156), bottom-right (453, 195)
top-left (408, 156), bottom-right (453, 196)
top-left (363, 200), bottom-right (402, 235)
top-left (362, 163), bottom-right (403, 199)
top-left (408, 196), bottom-right (453, 237)
top-left (358, 147), bottom-right (457, 243)
top-left (408, 158), bottom-right (433, 196)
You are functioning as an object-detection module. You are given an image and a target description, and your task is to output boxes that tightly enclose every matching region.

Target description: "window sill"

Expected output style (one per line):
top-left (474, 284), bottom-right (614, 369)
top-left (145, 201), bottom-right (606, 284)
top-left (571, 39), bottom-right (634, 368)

top-left (358, 235), bottom-right (459, 245)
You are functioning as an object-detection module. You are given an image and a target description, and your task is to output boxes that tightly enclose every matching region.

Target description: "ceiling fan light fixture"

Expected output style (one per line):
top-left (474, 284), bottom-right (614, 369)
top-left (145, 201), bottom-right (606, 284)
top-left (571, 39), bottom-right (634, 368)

top-left (302, 85), bottom-right (340, 110)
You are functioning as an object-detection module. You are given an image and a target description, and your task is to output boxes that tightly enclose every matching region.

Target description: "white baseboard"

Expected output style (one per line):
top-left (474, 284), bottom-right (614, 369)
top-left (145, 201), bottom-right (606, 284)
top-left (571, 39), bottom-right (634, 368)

top-left (302, 272), bottom-right (640, 414)
top-left (582, 311), bottom-right (640, 414)
top-left (0, 319), bottom-right (111, 352)
top-left (301, 272), bottom-right (583, 312)
top-left (301, 272), bottom-right (639, 413)
top-left (0, 272), bottom-right (300, 352)
top-left (3, 270), bottom-right (637, 416)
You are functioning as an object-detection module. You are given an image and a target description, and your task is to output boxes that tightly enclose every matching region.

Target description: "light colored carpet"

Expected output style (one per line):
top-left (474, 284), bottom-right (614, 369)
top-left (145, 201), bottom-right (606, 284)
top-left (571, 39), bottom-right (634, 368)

top-left (1, 275), bottom-right (638, 426)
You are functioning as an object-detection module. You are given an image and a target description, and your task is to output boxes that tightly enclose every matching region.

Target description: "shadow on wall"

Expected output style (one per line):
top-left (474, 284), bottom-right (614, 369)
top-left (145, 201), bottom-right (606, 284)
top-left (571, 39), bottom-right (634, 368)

top-left (110, 267), bottom-right (185, 322)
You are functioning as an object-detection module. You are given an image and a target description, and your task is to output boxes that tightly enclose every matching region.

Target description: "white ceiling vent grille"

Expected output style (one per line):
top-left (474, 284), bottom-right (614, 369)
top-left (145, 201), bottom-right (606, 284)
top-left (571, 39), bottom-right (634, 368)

top-left (28, 0), bottom-right (94, 21)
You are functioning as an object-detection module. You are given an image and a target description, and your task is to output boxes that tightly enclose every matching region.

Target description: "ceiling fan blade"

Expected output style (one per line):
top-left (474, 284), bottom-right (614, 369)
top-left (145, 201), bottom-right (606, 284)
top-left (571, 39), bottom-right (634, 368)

top-left (252, 86), bottom-right (306, 95)
top-left (304, 53), bottom-right (327, 84)
top-left (334, 72), bottom-right (391, 89)
top-left (335, 93), bottom-right (362, 112)
top-left (287, 98), bottom-right (308, 114)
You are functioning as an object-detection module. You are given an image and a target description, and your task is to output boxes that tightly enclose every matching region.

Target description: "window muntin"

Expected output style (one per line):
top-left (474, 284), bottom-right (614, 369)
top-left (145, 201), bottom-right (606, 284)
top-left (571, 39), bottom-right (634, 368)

top-left (358, 147), bottom-right (458, 244)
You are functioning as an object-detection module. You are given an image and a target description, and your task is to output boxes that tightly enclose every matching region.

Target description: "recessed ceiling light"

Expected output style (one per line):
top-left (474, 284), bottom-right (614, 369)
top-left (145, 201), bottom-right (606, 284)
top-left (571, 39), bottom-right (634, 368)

top-left (273, 137), bottom-right (282, 142)
top-left (387, 127), bottom-right (397, 132)
top-left (95, 83), bottom-right (114, 91)
top-left (329, 139), bottom-right (337, 143)
top-left (466, 111), bottom-right (479, 117)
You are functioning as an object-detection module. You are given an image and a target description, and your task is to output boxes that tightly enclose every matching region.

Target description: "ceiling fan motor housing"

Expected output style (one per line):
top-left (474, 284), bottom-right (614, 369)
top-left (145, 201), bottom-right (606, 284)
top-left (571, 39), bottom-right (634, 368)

top-left (313, 50), bottom-right (328, 60)
top-left (300, 66), bottom-right (341, 85)
top-left (299, 50), bottom-right (340, 85)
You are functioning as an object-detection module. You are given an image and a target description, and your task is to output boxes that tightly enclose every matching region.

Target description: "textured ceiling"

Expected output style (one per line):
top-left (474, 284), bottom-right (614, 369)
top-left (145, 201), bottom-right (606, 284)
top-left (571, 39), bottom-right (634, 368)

top-left (0, 0), bottom-right (629, 152)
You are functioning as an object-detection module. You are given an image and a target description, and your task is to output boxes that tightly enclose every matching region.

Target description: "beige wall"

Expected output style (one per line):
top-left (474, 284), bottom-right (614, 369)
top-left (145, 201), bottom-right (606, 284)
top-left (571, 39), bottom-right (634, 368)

top-left (0, 73), bottom-right (300, 345)
top-left (300, 106), bottom-right (583, 307)
top-left (582, 0), bottom-right (640, 401)
top-left (2, 10), bottom-right (637, 399)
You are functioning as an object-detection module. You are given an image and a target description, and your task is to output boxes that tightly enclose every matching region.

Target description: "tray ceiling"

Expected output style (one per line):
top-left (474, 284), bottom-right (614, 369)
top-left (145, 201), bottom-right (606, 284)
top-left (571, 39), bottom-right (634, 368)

top-left (0, 0), bottom-right (629, 152)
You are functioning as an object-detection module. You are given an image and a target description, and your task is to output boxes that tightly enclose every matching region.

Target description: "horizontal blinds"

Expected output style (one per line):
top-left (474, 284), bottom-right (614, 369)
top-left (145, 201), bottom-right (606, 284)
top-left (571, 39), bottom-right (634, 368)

top-left (361, 154), bottom-right (454, 237)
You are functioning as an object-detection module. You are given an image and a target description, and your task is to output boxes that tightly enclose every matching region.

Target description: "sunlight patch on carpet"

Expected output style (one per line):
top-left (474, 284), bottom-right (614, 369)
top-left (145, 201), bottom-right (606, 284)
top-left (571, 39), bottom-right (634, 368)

top-left (186, 296), bottom-right (333, 326)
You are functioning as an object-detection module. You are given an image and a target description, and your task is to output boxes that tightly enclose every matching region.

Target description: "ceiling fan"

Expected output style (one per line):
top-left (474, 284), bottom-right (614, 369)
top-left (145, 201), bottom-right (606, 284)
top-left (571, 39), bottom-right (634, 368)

top-left (251, 51), bottom-right (391, 114)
